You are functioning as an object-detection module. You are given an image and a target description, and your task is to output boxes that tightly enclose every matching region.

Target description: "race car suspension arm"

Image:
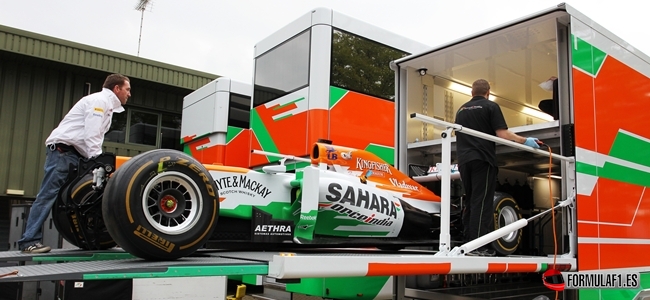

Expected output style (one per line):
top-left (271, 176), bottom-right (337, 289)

top-left (57, 153), bottom-right (116, 249)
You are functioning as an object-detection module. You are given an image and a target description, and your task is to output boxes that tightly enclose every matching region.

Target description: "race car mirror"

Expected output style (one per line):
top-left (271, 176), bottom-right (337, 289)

top-left (263, 165), bottom-right (287, 174)
top-left (360, 170), bottom-right (373, 184)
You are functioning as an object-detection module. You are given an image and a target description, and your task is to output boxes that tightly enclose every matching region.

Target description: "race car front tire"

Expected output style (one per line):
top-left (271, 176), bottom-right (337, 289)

top-left (102, 149), bottom-right (219, 260)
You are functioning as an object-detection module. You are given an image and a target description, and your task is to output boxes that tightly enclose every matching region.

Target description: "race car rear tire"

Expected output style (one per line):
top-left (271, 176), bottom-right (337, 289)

top-left (102, 149), bottom-right (219, 260)
top-left (490, 192), bottom-right (522, 256)
top-left (52, 175), bottom-right (116, 250)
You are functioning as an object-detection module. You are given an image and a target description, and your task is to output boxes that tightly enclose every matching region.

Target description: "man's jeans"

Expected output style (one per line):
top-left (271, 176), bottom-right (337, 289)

top-left (17, 146), bottom-right (79, 250)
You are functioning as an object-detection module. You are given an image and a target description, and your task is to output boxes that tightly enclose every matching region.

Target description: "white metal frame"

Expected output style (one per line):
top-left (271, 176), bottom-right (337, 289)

top-left (410, 113), bottom-right (577, 257)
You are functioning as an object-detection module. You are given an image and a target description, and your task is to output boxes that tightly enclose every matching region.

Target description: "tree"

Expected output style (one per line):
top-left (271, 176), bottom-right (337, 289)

top-left (331, 30), bottom-right (408, 100)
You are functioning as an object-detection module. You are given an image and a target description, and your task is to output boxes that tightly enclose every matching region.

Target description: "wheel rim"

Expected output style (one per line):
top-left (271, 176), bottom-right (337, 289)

top-left (142, 171), bottom-right (203, 235)
top-left (498, 205), bottom-right (518, 242)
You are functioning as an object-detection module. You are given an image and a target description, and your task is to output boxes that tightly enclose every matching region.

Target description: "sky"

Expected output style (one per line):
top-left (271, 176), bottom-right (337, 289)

top-left (1, 0), bottom-right (648, 84)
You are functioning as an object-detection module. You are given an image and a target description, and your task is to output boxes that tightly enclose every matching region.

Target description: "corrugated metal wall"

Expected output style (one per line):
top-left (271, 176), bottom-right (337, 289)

top-left (0, 51), bottom-right (197, 198)
top-left (0, 25), bottom-right (217, 91)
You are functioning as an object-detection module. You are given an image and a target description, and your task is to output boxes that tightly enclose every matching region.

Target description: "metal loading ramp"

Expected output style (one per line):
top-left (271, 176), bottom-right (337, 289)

top-left (0, 248), bottom-right (135, 262)
top-left (0, 250), bottom-right (268, 282)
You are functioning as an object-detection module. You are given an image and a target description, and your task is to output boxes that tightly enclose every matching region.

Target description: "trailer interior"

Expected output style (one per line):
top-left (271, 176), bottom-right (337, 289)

top-left (396, 9), bottom-right (574, 257)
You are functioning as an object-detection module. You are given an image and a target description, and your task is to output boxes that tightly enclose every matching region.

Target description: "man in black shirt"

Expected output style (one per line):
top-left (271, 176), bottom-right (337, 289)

top-left (455, 79), bottom-right (540, 256)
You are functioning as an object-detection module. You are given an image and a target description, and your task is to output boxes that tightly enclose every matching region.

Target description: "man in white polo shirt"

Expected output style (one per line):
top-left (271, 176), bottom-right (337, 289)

top-left (17, 73), bottom-right (131, 253)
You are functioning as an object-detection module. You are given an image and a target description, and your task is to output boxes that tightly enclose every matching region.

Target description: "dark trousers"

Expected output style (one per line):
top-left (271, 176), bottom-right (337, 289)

top-left (17, 146), bottom-right (80, 249)
top-left (459, 160), bottom-right (498, 244)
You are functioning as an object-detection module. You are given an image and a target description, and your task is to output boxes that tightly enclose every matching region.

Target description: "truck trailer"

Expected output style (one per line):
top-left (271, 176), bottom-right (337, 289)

top-left (392, 2), bottom-right (650, 299)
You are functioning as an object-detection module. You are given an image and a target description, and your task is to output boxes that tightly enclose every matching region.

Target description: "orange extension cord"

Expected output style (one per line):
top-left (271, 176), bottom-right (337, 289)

top-left (541, 143), bottom-right (559, 300)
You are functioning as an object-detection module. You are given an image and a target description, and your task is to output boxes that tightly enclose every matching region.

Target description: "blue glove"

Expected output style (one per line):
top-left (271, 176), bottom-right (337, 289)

top-left (524, 137), bottom-right (540, 148)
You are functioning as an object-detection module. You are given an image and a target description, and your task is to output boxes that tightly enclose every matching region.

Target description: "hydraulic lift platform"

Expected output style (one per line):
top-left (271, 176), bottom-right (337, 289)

top-left (0, 248), bottom-right (576, 300)
top-left (0, 248), bottom-right (576, 282)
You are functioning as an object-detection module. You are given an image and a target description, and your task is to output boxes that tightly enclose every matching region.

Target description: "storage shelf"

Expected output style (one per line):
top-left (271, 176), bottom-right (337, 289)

top-left (406, 121), bottom-right (565, 175)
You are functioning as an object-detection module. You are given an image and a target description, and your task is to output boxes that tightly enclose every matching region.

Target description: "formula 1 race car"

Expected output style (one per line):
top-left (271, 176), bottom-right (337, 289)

top-left (51, 141), bottom-right (523, 261)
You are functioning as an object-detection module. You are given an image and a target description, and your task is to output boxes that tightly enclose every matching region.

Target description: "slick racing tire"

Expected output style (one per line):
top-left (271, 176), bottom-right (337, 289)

top-left (102, 149), bottom-right (219, 260)
top-left (52, 175), bottom-right (116, 250)
top-left (490, 192), bottom-right (522, 256)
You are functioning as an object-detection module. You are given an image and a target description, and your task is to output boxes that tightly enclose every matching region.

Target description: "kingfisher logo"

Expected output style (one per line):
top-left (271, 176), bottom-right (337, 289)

top-left (356, 158), bottom-right (392, 175)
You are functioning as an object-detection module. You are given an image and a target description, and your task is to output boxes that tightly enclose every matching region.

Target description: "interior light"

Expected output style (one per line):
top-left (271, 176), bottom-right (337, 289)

top-left (449, 82), bottom-right (472, 95)
top-left (443, 77), bottom-right (553, 121)
top-left (448, 82), bottom-right (497, 101)
top-left (534, 175), bottom-right (562, 180)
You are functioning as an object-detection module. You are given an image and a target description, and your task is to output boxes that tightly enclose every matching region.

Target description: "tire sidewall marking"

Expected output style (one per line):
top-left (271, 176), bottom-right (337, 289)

top-left (125, 160), bottom-right (154, 223)
top-left (493, 197), bottom-right (522, 252)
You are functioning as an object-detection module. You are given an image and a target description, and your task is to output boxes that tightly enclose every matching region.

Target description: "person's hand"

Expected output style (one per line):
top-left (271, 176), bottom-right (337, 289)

top-left (524, 137), bottom-right (541, 148)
